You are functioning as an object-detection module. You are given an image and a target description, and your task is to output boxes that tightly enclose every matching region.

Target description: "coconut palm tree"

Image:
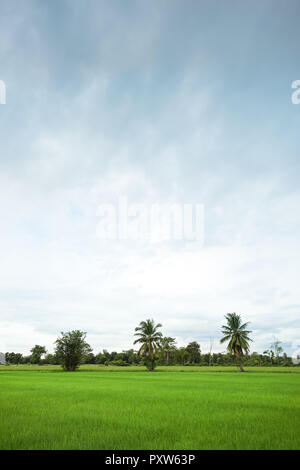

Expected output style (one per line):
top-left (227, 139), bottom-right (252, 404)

top-left (220, 313), bottom-right (252, 372)
top-left (134, 319), bottom-right (163, 371)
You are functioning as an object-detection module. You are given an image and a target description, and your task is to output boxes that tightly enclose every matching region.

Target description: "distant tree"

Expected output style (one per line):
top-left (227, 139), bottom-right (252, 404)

top-left (43, 353), bottom-right (58, 365)
top-left (5, 352), bottom-right (24, 364)
top-left (186, 341), bottom-right (201, 364)
top-left (160, 337), bottom-right (177, 365)
top-left (270, 340), bottom-right (283, 364)
top-left (95, 351), bottom-right (105, 364)
top-left (95, 349), bottom-right (141, 366)
top-left (282, 353), bottom-right (293, 367)
top-left (54, 330), bottom-right (92, 371)
top-left (263, 349), bottom-right (275, 364)
top-left (5, 352), bottom-right (15, 364)
top-left (22, 355), bottom-right (31, 364)
top-left (121, 349), bottom-right (140, 365)
top-left (95, 349), bottom-right (111, 364)
top-left (176, 347), bottom-right (190, 365)
top-left (134, 319), bottom-right (163, 371)
top-left (30, 345), bottom-right (47, 365)
top-left (84, 353), bottom-right (96, 364)
top-left (102, 349), bottom-right (111, 362)
top-left (14, 353), bottom-right (23, 365)
top-left (220, 313), bottom-right (252, 372)
top-left (110, 351), bottom-right (118, 361)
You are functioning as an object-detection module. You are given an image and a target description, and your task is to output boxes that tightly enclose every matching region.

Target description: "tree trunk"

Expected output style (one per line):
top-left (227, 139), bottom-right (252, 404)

top-left (149, 342), bottom-right (155, 371)
top-left (236, 351), bottom-right (245, 372)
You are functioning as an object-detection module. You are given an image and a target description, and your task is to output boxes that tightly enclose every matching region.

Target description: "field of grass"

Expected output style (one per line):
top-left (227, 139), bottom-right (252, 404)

top-left (1, 364), bottom-right (300, 373)
top-left (0, 367), bottom-right (299, 450)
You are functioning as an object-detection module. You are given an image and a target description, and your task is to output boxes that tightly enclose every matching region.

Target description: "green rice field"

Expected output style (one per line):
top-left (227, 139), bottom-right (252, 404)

top-left (0, 365), bottom-right (299, 450)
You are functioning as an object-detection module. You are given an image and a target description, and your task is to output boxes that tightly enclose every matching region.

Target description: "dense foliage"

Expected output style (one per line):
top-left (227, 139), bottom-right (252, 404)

top-left (134, 319), bottom-right (163, 371)
top-left (54, 330), bottom-right (92, 371)
top-left (220, 313), bottom-right (252, 372)
top-left (4, 315), bottom-right (298, 369)
top-left (5, 346), bottom-right (295, 367)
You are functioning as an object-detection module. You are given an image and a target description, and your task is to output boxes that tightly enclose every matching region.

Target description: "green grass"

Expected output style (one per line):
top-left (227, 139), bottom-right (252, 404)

top-left (1, 364), bottom-right (300, 373)
top-left (0, 367), bottom-right (299, 450)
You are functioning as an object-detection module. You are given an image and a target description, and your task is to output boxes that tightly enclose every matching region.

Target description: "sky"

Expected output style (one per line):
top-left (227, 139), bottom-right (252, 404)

top-left (0, 0), bottom-right (300, 357)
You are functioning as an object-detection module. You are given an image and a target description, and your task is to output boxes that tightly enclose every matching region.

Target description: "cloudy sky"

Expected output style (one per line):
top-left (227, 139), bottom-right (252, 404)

top-left (0, 0), bottom-right (299, 356)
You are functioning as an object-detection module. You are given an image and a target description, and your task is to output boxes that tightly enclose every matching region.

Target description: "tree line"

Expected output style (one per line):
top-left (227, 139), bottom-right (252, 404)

top-left (4, 313), bottom-right (296, 371)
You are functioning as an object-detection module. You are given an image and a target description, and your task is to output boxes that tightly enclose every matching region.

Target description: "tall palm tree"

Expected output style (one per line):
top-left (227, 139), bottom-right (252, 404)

top-left (134, 319), bottom-right (163, 371)
top-left (220, 313), bottom-right (252, 372)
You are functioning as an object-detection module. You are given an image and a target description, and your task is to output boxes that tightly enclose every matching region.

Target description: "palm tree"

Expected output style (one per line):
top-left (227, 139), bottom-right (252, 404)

top-left (134, 319), bottom-right (163, 371)
top-left (220, 313), bottom-right (252, 372)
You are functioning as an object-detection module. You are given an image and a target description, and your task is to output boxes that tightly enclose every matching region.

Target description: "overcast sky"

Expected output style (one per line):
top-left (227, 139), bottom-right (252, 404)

top-left (0, 0), bottom-right (299, 356)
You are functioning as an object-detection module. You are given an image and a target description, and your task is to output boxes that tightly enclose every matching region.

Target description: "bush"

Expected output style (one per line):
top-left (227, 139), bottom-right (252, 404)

top-left (110, 360), bottom-right (130, 367)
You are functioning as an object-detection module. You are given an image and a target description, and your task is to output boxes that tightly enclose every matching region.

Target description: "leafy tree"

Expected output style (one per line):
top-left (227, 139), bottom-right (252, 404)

top-left (263, 349), bottom-right (275, 364)
top-left (5, 352), bottom-right (24, 364)
top-left (282, 353), bottom-right (293, 367)
top-left (134, 319), bottom-right (163, 371)
top-left (54, 330), bottom-right (92, 371)
top-left (83, 353), bottom-right (96, 364)
top-left (186, 341), bottom-right (201, 364)
top-left (22, 355), bottom-right (31, 364)
top-left (30, 345), bottom-right (47, 365)
top-left (200, 353), bottom-right (210, 366)
top-left (5, 352), bottom-right (15, 364)
top-left (43, 353), bottom-right (59, 365)
top-left (176, 347), bottom-right (190, 365)
top-left (110, 351), bottom-right (118, 361)
top-left (121, 349), bottom-right (140, 365)
top-left (95, 349), bottom-right (111, 364)
top-left (270, 340), bottom-right (283, 364)
top-left (220, 313), bottom-right (252, 372)
top-left (14, 353), bottom-right (23, 365)
top-left (160, 337), bottom-right (177, 365)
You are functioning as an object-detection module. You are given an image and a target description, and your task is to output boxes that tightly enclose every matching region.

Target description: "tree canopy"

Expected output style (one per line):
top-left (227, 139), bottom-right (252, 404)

top-left (220, 313), bottom-right (252, 372)
top-left (55, 330), bottom-right (92, 371)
